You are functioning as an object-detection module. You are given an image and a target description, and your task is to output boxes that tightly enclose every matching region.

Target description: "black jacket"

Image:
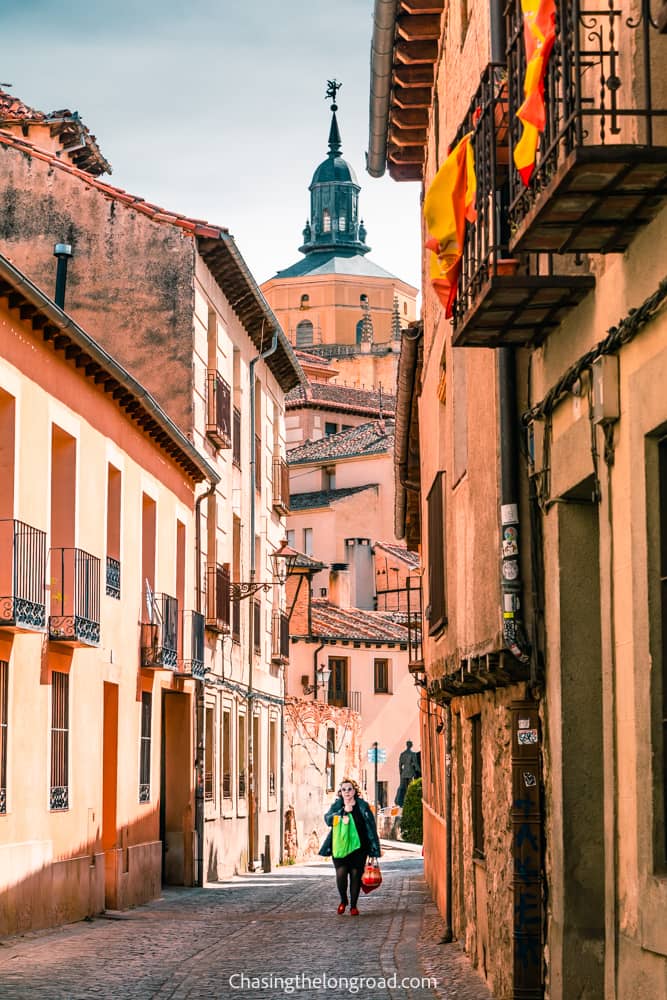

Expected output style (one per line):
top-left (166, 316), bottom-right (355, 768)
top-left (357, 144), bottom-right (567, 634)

top-left (318, 795), bottom-right (381, 858)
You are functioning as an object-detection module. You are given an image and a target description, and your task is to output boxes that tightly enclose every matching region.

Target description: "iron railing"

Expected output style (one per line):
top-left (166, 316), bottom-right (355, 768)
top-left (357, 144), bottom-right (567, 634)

top-left (238, 770), bottom-right (247, 798)
top-left (141, 592), bottom-right (178, 669)
top-left (329, 689), bottom-right (361, 712)
top-left (179, 610), bottom-right (205, 679)
top-left (271, 610), bottom-right (290, 663)
top-left (233, 407), bottom-right (241, 466)
top-left (206, 563), bottom-right (230, 633)
top-left (49, 547), bottom-right (101, 645)
top-left (269, 771), bottom-right (276, 796)
top-left (206, 370), bottom-right (232, 449)
top-left (106, 555), bottom-right (121, 600)
top-left (0, 519), bottom-right (47, 631)
top-left (506, 0), bottom-right (667, 237)
top-left (406, 577), bottom-right (424, 671)
top-left (272, 457), bottom-right (290, 514)
top-left (222, 771), bottom-right (232, 799)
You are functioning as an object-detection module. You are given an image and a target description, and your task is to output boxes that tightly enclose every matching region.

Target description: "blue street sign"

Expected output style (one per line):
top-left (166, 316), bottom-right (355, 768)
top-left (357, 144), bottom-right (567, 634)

top-left (367, 747), bottom-right (387, 763)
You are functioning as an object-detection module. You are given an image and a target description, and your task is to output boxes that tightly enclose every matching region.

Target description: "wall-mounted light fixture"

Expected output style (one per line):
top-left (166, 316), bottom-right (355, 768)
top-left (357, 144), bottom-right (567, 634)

top-left (303, 662), bottom-right (332, 697)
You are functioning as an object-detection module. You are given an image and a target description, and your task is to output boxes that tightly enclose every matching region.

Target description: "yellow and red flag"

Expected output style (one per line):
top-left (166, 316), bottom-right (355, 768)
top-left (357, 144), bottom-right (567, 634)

top-left (514, 0), bottom-right (556, 185)
top-left (423, 132), bottom-right (477, 318)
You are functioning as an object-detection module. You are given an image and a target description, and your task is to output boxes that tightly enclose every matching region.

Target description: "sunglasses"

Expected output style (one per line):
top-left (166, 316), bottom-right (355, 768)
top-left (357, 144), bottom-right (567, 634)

top-left (340, 786), bottom-right (355, 792)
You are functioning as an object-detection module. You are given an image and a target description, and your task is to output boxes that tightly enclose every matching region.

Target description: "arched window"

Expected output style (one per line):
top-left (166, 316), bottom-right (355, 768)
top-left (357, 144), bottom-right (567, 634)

top-left (356, 319), bottom-right (364, 345)
top-left (322, 209), bottom-right (331, 233)
top-left (338, 214), bottom-right (347, 231)
top-left (296, 320), bottom-right (314, 348)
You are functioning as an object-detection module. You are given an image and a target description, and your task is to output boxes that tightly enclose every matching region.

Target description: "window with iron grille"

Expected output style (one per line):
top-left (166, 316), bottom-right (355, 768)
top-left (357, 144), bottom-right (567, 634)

top-left (427, 472), bottom-right (447, 634)
top-left (139, 692), bottom-right (152, 803)
top-left (374, 658), bottom-right (390, 694)
top-left (205, 704), bottom-right (215, 802)
top-left (222, 709), bottom-right (232, 800)
top-left (50, 671), bottom-right (69, 811)
top-left (0, 660), bottom-right (7, 814)
top-left (206, 371), bottom-right (232, 449)
top-left (471, 715), bottom-right (484, 858)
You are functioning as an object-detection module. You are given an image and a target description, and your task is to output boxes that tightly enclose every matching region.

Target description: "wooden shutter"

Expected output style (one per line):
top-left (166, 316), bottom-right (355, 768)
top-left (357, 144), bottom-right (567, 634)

top-left (427, 471), bottom-right (447, 634)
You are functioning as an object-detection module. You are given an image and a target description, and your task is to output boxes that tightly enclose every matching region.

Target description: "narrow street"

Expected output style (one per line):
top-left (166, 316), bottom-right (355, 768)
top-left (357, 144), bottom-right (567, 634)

top-left (0, 845), bottom-right (492, 1000)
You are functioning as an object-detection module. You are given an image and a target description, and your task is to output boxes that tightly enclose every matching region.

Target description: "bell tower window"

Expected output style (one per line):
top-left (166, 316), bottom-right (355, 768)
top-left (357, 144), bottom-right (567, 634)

top-left (322, 209), bottom-right (331, 233)
top-left (338, 214), bottom-right (347, 231)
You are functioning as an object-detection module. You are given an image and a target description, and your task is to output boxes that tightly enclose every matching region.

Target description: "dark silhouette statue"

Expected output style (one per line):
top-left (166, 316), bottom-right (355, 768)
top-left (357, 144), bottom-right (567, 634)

top-left (395, 740), bottom-right (421, 807)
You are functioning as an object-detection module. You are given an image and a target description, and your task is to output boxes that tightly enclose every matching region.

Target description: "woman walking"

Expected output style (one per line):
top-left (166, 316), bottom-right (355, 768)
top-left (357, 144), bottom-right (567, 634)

top-left (319, 777), bottom-right (381, 915)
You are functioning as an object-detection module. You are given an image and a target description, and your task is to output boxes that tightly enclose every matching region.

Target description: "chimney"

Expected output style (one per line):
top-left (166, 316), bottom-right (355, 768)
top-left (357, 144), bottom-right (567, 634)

top-left (53, 243), bottom-right (73, 309)
top-left (345, 538), bottom-right (374, 610)
top-left (328, 563), bottom-right (351, 609)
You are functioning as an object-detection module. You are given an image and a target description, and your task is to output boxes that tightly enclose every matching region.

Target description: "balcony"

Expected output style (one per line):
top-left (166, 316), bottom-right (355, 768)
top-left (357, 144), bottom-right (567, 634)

top-left (507, 0), bottom-right (667, 254)
top-left (450, 63), bottom-right (595, 347)
top-left (232, 407), bottom-right (241, 467)
top-left (206, 370), bottom-right (232, 449)
top-left (405, 577), bottom-right (424, 674)
top-left (141, 592), bottom-right (178, 669)
top-left (206, 563), bottom-right (230, 634)
top-left (271, 610), bottom-right (290, 664)
top-left (0, 519), bottom-right (47, 631)
top-left (105, 555), bottom-right (121, 600)
top-left (272, 457), bottom-right (290, 515)
top-left (49, 547), bottom-right (101, 646)
top-left (329, 689), bottom-right (361, 712)
top-left (178, 610), bottom-right (205, 680)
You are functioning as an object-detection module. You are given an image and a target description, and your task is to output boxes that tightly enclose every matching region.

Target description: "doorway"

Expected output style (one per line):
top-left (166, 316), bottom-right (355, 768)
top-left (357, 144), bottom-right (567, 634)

top-left (160, 690), bottom-right (192, 885)
top-left (102, 682), bottom-right (119, 908)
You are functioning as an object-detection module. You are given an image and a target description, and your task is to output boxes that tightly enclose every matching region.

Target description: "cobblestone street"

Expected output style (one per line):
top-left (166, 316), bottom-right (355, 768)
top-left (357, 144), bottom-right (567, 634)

top-left (0, 847), bottom-right (493, 1000)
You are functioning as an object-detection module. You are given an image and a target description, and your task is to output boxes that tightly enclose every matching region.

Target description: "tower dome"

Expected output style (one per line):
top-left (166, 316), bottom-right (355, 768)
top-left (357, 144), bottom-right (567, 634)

top-left (299, 82), bottom-right (370, 257)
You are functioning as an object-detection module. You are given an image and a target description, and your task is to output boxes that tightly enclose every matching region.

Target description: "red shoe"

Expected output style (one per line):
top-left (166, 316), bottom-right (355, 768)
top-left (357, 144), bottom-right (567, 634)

top-left (349, 906), bottom-right (359, 916)
top-left (337, 903), bottom-right (346, 914)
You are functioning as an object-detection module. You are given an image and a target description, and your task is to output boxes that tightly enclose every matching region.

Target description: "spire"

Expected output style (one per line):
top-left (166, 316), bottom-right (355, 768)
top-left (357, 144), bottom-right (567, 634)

top-left (392, 296), bottom-right (402, 340)
top-left (328, 110), bottom-right (342, 157)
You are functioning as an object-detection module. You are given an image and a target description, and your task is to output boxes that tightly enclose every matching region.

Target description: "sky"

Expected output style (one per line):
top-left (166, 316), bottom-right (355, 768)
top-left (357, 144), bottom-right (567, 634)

top-left (2, 0), bottom-right (422, 290)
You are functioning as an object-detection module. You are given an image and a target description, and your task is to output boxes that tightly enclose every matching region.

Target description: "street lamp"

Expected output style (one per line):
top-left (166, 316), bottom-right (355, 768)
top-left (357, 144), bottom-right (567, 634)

top-left (269, 538), bottom-right (299, 586)
top-left (303, 663), bottom-right (332, 698)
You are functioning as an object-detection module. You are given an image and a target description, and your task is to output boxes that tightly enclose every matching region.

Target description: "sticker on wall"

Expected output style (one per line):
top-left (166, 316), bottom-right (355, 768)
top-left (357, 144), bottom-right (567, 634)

top-left (503, 559), bottom-right (520, 581)
top-left (518, 729), bottom-right (538, 745)
top-left (502, 526), bottom-right (519, 557)
top-left (501, 503), bottom-right (519, 525)
top-left (518, 718), bottom-right (531, 730)
top-left (523, 771), bottom-right (537, 787)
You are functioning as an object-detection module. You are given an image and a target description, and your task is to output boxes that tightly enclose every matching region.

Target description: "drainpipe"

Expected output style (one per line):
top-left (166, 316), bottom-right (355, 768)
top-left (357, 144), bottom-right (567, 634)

top-left (247, 328), bottom-right (278, 872)
top-left (490, 0), bottom-right (531, 667)
top-left (313, 640), bottom-right (326, 702)
top-left (367, 0), bottom-right (399, 177)
top-left (194, 478), bottom-right (217, 887)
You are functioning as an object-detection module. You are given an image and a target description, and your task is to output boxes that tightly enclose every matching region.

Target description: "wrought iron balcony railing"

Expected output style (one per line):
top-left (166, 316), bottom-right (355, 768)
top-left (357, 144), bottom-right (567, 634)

top-left (450, 62), bottom-right (595, 347)
top-left (238, 770), bottom-right (247, 798)
top-left (178, 609), bottom-right (205, 680)
top-left (232, 406), bottom-right (241, 467)
top-left (206, 563), bottom-right (230, 634)
top-left (405, 577), bottom-right (424, 674)
top-left (0, 519), bottom-right (47, 631)
top-left (272, 457), bottom-right (290, 515)
top-left (49, 547), bottom-right (101, 646)
top-left (506, 0), bottom-right (667, 254)
top-left (271, 610), bottom-right (290, 663)
top-left (105, 555), bottom-right (121, 600)
top-left (328, 689), bottom-right (361, 712)
top-left (206, 370), bottom-right (232, 449)
top-left (141, 592), bottom-right (178, 669)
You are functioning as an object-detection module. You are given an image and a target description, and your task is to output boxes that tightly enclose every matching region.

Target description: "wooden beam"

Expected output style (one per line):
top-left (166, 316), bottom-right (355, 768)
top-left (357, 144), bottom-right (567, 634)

top-left (397, 13), bottom-right (441, 40)
top-left (53, 334), bottom-right (70, 351)
top-left (75, 353), bottom-right (91, 368)
top-left (393, 86), bottom-right (432, 108)
top-left (391, 107), bottom-right (430, 129)
top-left (395, 39), bottom-right (438, 65)
top-left (7, 292), bottom-right (22, 310)
top-left (389, 145), bottom-right (425, 163)
top-left (391, 127), bottom-right (428, 148)
top-left (43, 325), bottom-right (59, 341)
top-left (19, 303), bottom-right (37, 321)
top-left (393, 64), bottom-right (434, 88)
top-left (400, 0), bottom-right (444, 13)
top-left (64, 344), bottom-right (82, 360)
top-left (85, 362), bottom-right (101, 377)
top-left (103, 378), bottom-right (120, 394)
top-left (31, 313), bottom-right (48, 331)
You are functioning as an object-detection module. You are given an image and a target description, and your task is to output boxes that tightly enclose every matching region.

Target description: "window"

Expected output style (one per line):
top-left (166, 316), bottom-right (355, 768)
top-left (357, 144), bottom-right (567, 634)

top-left (323, 209), bottom-right (331, 233)
top-left (296, 320), bottom-right (314, 348)
top-left (205, 704), bottom-right (215, 802)
top-left (139, 692), bottom-right (152, 803)
top-left (471, 715), bottom-right (484, 858)
top-left (303, 528), bottom-right (313, 556)
top-left (427, 472), bottom-right (447, 634)
top-left (106, 465), bottom-right (121, 599)
top-left (0, 390), bottom-right (16, 520)
top-left (374, 658), bottom-right (390, 694)
top-left (0, 660), bottom-right (7, 814)
top-left (658, 436), bottom-right (667, 862)
top-left (356, 319), bottom-right (364, 345)
top-left (269, 718), bottom-right (277, 797)
top-left (222, 709), bottom-right (232, 800)
top-left (238, 714), bottom-right (247, 798)
top-left (377, 781), bottom-right (388, 809)
top-left (322, 466), bottom-right (336, 491)
top-left (338, 214), bottom-right (347, 231)
top-left (325, 422), bottom-right (338, 437)
top-left (326, 727), bottom-right (336, 792)
top-left (286, 529), bottom-right (296, 549)
top-left (50, 671), bottom-right (69, 810)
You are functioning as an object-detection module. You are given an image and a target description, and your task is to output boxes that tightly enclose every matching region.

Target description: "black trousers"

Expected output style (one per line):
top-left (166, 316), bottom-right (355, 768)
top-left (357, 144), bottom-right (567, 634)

top-left (332, 847), bottom-right (367, 907)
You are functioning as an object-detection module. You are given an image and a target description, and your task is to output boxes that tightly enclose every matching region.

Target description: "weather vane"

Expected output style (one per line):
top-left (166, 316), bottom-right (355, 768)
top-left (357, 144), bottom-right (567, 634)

top-left (326, 79), bottom-right (342, 112)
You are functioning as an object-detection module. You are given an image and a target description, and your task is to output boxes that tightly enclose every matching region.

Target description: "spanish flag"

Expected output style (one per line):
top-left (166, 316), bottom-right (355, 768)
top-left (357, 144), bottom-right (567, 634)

top-left (423, 132), bottom-right (477, 318)
top-left (514, 0), bottom-right (556, 185)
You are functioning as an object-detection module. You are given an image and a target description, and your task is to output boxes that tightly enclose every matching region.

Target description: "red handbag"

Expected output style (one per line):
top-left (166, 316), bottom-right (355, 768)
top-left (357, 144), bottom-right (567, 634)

top-left (360, 858), bottom-right (382, 894)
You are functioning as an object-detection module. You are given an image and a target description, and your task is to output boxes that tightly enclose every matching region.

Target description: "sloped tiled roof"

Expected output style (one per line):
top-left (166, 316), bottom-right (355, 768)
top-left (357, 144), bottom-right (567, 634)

top-left (0, 129), bottom-right (303, 392)
top-left (310, 599), bottom-right (409, 643)
top-left (0, 88), bottom-right (110, 175)
top-left (374, 540), bottom-right (420, 570)
top-left (287, 380), bottom-right (396, 418)
top-left (289, 484), bottom-right (378, 511)
top-left (287, 419), bottom-right (394, 465)
top-left (274, 250), bottom-right (402, 281)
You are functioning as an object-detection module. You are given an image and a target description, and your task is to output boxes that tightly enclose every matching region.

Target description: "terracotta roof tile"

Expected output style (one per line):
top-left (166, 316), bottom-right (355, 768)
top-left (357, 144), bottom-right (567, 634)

top-left (310, 599), bottom-right (409, 643)
top-left (287, 379), bottom-right (396, 417)
top-left (374, 540), bottom-right (421, 570)
top-left (289, 484), bottom-right (378, 511)
top-left (287, 419), bottom-right (394, 465)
